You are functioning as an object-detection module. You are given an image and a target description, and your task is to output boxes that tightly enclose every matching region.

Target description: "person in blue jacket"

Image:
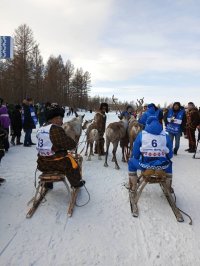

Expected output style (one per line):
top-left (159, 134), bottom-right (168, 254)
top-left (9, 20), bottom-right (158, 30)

top-left (128, 116), bottom-right (173, 192)
top-left (165, 102), bottom-right (186, 155)
top-left (138, 103), bottom-right (163, 127)
top-left (119, 105), bottom-right (136, 120)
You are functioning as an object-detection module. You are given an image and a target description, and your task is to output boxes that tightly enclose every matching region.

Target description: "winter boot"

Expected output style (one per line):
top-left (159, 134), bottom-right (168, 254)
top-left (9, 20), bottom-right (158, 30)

top-left (16, 136), bottom-right (23, 145)
top-left (10, 136), bottom-right (15, 146)
top-left (166, 174), bottom-right (174, 193)
top-left (129, 172), bottom-right (138, 192)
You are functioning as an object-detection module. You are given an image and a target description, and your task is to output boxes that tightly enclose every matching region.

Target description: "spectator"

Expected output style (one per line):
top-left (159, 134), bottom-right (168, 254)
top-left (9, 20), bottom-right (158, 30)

top-left (0, 98), bottom-right (10, 151)
top-left (10, 104), bottom-right (23, 145)
top-left (185, 102), bottom-right (200, 153)
top-left (165, 102), bottom-right (186, 155)
top-left (0, 123), bottom-right (7, 184)
top-left (22, 98), bottom-right (37, 147)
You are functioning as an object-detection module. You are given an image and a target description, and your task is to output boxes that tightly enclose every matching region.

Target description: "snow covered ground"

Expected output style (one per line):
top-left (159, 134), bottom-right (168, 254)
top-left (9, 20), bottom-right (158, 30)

top-left (0, 112), bottom-right (200, 266)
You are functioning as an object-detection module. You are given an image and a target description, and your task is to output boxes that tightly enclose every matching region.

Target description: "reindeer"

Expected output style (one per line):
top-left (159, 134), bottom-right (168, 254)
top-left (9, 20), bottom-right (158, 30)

top-left (82, 119), bottom-right (101, 161)
top-left (127, 117), bottom-right (143, 157)
top-left (62, 114), bottom-right (85, 153)
top-left (104, 117), bottom-right (129, 169)
top-left (118, 98), bottom-right (144, 162)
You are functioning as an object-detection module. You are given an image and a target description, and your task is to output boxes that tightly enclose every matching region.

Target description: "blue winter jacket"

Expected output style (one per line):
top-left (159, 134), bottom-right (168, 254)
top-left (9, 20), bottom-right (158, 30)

top-left (166, 107), bottom-right (185, 135)
top-left (132, 117), bottom-right (173, 169)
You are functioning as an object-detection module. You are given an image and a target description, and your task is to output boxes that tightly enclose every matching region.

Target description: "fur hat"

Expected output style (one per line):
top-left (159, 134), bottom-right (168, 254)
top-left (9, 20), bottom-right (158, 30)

top-left (100, 102), bottom-right (108, 113)
top-left (45, 103), bottom-right (65, 120)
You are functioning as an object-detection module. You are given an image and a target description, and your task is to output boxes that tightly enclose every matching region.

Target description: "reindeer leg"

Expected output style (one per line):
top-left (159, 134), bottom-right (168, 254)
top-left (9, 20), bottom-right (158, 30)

top-left (97, 139), bottom-right (102, 160)
top-left (121, 145), bottom-right (126, 162)
top-left (85, 142), bottom-right (89, 156)
top-left (87, 142), bottom-right (92, 161)
top-left (91, 142), bottom-right (94, 156)
top-left (113, 142), bottom-right (120, 170)
top-left (104, 140), bottom-right (110, 167)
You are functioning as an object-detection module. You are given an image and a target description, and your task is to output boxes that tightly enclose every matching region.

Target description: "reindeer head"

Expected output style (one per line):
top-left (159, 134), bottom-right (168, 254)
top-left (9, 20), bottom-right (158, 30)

top-left (82, 119), bottom-right (93, 130)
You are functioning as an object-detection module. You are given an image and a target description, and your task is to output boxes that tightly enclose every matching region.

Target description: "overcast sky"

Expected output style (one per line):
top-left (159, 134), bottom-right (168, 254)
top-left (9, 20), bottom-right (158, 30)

top-left (1, 0), bottom-right (200, 106)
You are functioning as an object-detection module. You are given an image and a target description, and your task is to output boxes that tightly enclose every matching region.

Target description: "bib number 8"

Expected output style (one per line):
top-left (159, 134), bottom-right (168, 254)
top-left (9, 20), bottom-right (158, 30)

top-left (152, 139), bottom-right (157, 147)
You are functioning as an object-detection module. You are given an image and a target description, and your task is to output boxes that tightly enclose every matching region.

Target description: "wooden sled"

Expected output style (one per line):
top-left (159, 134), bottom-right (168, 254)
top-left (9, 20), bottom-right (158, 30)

top-left (26, 172), bottom-right (79, 218)
top-left (129, 169), bottom-right (184, 222)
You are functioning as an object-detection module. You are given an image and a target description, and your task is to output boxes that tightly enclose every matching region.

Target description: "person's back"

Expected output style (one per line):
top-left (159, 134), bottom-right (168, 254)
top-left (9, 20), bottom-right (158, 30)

top-left (36, 103), bottom-right (85, 189)
top-left (128, 117), bottom-right (173, 192)
top-left (138, 103), bottom-right (157, 126)
top-left (133, 117), bottom-right (172, 169)
top-left (138, 103), bottom-right (163, 127)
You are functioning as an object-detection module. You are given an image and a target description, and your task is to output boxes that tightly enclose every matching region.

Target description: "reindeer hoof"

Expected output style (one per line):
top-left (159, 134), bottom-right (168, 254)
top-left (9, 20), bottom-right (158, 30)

top-left (115, 165), bottom-right (120, 170)
top-left (104, 163), bottom-right (108, 167)
top-left (122, 158), bottom-right (126, 162)
top-left (87, 157), bottom-right (91, 161)
top-left (85, 153), bottom-right (88, 156)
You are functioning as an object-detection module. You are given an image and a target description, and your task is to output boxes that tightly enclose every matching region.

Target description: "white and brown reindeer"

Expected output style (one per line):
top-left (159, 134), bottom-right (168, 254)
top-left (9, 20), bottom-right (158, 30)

top-left (120, 98), bottom-right (144, 161)
top-left (62, 114), bottom-right (85, 153)
top-left (127, 117), bottom-right (143, 158)
top-left (82, 119), bottom-right (102, 161)
top-left (104, 117), bottom-right (129, 169)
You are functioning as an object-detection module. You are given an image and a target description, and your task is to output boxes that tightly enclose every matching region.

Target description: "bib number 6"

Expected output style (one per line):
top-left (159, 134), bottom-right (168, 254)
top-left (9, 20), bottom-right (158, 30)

top-left (152, 139), bottom-right (157, 147)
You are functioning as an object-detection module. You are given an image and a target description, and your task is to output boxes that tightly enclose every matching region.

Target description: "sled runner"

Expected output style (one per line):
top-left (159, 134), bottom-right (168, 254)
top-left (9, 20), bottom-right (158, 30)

top-left (129, 169), bottom-right (184, 222)
top-left (26, 154), bottom-right (83, 218)
top-left (26, 172), bottom-right (80, 218)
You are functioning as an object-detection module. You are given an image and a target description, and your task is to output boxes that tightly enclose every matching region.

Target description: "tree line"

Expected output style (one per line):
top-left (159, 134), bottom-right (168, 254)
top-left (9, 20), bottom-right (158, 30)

top-left (0, 24), bottom-right (91, 109)
top-left (0, 23), bottom-right (141, 111)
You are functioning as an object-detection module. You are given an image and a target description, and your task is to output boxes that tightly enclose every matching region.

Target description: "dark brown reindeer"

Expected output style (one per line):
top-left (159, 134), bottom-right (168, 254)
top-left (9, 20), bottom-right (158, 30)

top-left (104, 117), bottom-right (129, 169)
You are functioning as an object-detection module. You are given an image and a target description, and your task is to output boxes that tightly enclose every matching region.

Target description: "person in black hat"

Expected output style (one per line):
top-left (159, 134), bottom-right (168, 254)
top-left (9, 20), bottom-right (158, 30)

top-left (94, 102), bottom-right (108, 155)
top-left (185, 102), bottom-right (200, 153)
top-left (36, 103), bottom-right (85, 189)
top-left (10, 104), bottom-right (23, 145)
top-left (165, 102), bottom-right (186, 155)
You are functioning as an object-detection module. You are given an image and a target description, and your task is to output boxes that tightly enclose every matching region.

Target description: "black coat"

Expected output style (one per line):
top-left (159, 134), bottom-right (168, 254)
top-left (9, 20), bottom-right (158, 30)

top-left (11, 109), bottom-right (22, 135)
top-left (0, 125), bottom-right (7, 160)
top-left (22, 104), bottom-right (36, 130)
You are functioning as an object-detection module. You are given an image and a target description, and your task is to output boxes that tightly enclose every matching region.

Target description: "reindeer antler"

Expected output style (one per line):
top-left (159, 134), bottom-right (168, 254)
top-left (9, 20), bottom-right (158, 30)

top-left (112, 95), bottom-right (122, 115)
top-left (136, 97), bottom-right (144, 111)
